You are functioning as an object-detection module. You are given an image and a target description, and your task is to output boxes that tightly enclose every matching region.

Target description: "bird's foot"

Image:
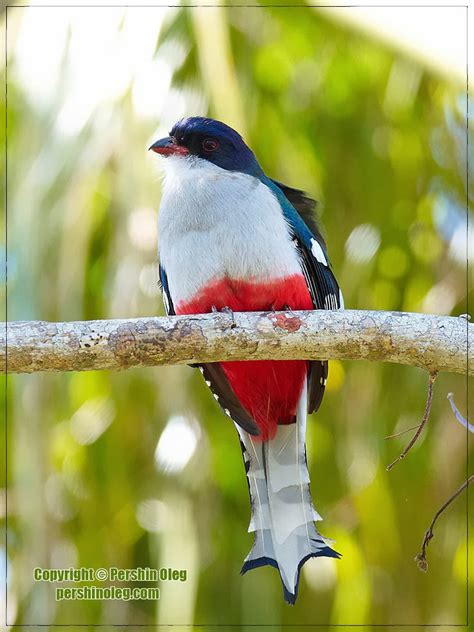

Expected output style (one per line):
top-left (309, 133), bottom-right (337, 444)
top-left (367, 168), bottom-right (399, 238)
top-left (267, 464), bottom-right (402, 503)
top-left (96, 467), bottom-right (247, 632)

top-left (221, 306), bottom-right (236, 328)
top-left (211, 305), bottom-right (236, 328)
top-left (270, 303), bottom-right (293, 313)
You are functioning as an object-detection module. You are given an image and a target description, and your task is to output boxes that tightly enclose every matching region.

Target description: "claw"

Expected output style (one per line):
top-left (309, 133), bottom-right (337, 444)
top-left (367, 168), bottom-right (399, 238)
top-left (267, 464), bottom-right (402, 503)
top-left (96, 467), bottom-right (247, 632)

top-left (211, 305), bottom-right (236, 328)
top-left (221, 306), bottom-right (236, 328)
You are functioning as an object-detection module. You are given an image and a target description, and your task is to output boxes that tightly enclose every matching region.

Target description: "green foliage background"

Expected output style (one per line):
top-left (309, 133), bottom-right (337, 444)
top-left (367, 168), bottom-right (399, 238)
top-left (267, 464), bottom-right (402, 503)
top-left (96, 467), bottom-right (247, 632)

top-left (1, 4), bottom-right (472, 628)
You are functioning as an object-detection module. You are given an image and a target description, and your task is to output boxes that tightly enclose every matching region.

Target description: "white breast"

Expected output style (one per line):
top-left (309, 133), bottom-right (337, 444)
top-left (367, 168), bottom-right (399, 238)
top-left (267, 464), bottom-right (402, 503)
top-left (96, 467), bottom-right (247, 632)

top-left (157, 156), bottom-right (303, 305)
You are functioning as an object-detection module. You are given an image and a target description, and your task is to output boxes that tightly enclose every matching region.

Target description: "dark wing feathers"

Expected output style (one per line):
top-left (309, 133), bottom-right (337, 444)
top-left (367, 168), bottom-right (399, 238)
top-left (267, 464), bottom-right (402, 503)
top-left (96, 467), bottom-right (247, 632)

top-left (307, 360), bottom-right (328, 415)
top-left (159, 264), bottom-right (175, 316)
top-left (270, 179), bottom-right (320, 238)
top-left (200, 364), bottom-right (260, 436)
top-left (296, 236), bottom-right (340, 311)
top-left (268, 179), bottom-right (342, 415)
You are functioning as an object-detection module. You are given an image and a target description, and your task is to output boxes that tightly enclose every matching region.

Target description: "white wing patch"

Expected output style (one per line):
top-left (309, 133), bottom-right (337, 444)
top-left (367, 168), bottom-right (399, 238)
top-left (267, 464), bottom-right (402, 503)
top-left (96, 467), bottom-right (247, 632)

top-left (310, 238), bottom-right (328, 266)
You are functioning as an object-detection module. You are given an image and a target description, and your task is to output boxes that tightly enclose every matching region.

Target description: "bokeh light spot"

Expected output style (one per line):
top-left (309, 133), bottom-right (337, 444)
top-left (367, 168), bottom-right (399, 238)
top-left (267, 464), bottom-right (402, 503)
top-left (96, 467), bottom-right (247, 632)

top-left (154, 415), bottom-right (201, 475)
top-left (345, 224), bottom-right (381, 263)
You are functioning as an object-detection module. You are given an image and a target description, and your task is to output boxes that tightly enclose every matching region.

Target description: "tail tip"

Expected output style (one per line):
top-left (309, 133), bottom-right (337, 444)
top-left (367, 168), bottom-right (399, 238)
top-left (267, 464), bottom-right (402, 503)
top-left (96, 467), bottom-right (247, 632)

top-left (241, 545), bottom-right (342, 604)
top-left (283, 545), bottom-right (341, 605)
top-left (283, 586), bottom-right (297, 605)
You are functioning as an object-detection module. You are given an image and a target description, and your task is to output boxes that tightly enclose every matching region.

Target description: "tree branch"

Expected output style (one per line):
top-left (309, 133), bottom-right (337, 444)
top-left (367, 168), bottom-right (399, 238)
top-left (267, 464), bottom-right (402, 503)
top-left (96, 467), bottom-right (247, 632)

top-left (1, 310), bottom-right (470, 375)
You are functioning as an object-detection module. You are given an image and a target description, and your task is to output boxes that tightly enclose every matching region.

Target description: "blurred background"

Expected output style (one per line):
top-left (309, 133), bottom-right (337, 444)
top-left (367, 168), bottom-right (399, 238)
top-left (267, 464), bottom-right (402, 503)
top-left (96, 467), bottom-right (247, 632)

top-left (1, 1), bottom-right (472, 627)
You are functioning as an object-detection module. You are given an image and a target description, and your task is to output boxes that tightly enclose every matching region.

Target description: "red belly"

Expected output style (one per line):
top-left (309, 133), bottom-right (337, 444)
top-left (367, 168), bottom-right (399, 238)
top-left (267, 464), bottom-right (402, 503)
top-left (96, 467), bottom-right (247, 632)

top-left (176, 275), bottom-right (313, 440)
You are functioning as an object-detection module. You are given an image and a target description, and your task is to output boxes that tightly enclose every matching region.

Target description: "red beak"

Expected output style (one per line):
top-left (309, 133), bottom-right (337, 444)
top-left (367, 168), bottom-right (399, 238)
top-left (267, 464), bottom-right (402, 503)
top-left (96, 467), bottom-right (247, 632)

top-left (149, 136), bottom-right (189, 157)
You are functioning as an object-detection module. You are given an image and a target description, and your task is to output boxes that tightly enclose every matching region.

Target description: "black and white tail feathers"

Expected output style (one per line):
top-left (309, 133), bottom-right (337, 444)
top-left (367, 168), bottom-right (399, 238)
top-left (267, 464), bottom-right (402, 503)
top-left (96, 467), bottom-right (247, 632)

top-left (237, 386), bottom-right (340, 604)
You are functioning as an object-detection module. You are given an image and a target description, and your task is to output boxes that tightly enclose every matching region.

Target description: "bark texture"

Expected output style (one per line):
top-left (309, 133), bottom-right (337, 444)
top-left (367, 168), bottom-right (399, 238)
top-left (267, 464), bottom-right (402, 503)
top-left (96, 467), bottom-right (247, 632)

top-left (1, 310), bottom-right (470, 376)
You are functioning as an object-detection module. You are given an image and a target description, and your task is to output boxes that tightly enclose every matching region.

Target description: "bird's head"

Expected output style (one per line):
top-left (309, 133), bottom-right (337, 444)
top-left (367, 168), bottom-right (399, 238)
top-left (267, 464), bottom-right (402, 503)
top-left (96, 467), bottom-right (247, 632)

top-left (149, 117), bottom-right (262, 176)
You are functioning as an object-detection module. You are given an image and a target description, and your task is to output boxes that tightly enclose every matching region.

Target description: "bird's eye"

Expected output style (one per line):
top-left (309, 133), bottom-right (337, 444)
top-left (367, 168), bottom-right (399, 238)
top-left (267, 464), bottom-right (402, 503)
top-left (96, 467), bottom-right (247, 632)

top-left (202, 138), bottom-right (219, 152)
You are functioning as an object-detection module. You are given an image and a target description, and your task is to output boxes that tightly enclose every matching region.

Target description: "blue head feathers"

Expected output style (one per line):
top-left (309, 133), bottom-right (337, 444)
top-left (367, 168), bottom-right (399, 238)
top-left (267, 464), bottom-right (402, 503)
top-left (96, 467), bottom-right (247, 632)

top-left (150, 117), bottom-right (263, 176)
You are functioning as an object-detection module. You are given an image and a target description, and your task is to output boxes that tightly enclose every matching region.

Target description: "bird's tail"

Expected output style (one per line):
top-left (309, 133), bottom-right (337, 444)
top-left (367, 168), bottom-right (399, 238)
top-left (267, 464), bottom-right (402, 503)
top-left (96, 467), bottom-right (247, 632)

top-left (237, 387), bottom-right (340, 604)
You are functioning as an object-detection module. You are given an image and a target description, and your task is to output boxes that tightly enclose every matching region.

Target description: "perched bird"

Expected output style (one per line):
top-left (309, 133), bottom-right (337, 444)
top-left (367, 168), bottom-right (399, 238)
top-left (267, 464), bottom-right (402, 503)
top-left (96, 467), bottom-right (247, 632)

top-left (150, 117), bottom-right (343, 604)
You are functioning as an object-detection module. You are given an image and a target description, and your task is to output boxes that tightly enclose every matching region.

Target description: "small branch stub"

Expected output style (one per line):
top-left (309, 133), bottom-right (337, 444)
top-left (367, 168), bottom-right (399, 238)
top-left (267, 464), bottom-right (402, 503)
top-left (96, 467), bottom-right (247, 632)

top-left (386, 372), bottom-right (438, 471)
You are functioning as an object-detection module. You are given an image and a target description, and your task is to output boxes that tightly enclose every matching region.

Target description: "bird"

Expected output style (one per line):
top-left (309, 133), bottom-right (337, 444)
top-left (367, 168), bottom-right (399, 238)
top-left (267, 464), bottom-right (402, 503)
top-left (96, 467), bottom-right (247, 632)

top-left (149, 116), bottom-right (343, 604)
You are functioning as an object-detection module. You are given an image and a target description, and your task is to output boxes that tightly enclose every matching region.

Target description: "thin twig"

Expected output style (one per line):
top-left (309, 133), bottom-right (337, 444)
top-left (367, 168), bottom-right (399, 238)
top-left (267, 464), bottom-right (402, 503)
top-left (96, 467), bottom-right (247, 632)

top-left (415, 475), bottom-right (474, 572)
top-left (447, 392), bottom-right (474, 433)
top-left (384, 424), bottom-right (423, 440)
top-left (386, 372), bottom-right (438, 471)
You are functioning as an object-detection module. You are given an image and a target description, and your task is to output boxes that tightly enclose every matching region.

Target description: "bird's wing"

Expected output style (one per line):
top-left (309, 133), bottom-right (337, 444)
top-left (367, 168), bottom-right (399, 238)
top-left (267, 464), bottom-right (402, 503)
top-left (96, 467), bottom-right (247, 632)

top-left (270, 180), bottom-right (320, 237)
top-left (159, 265), bottom-right (260, 436)
top-left (159, 264), bottom-right (175, 316)
top-left (267, 179), bottom-right (343, 414)
top-left (200, 364), bottom-right (260, 436)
